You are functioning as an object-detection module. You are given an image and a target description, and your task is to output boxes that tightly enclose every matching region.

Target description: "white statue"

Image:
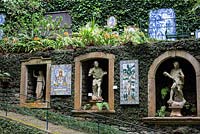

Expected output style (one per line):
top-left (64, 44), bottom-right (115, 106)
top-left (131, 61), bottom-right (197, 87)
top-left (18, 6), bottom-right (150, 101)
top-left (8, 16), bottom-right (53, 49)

top-left (163, 61), bottom-right (186, 105)
top-left (88, 61), bottom-right (107, 101)
top-left (33, 70), bottom-right (45, 100)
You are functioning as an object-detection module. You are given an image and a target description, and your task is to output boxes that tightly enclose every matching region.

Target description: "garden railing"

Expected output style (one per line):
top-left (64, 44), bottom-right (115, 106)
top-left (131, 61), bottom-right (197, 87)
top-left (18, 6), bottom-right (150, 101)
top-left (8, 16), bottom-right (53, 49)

top-left (0, 92), bottom-right (168, 134)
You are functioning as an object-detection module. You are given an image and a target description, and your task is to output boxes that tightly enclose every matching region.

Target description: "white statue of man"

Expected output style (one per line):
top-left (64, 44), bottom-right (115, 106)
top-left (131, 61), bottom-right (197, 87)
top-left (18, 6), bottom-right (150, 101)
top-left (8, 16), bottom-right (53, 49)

top-left (33, 70), bottom-right (45, 100)
top-left (163, 61), bottom-right (186, 104)
top-left (88, 61), bottom-right (107, 100)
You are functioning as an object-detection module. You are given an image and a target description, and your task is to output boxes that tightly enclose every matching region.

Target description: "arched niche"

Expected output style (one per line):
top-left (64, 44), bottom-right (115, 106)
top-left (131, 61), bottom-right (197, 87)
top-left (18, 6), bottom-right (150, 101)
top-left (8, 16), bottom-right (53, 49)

top-left (20, 57), bottom-right (51, 108)
top-left (156, 58), bottom-right (196, 116)
top-left (74, 52), bottom-right (115, 112)
top-left (148, 50), bottom-right (200, 117)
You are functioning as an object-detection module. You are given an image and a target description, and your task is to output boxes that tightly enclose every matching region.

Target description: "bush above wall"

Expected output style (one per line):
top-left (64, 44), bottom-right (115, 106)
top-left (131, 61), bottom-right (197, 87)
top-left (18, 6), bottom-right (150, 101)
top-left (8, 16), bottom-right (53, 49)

top-left (1, 0), bottom-right (198, 37)
top-left (0, 20), bottom-right (151, 53)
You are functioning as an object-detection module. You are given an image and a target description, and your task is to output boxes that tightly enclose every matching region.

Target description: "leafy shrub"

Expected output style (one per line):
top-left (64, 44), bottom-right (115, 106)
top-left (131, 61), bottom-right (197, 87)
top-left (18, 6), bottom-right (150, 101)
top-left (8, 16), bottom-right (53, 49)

top-left (0, 118), bottom-right (45, 134)
top-left (0, 103), bottom-right (124, 134)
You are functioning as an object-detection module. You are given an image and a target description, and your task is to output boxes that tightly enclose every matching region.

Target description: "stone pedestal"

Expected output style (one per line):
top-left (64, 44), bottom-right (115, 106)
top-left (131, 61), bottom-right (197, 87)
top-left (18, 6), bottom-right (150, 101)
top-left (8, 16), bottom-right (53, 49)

top-left (169, 106), bottom-right (182, 117)
top-left (169, 100), bottom-right (186, 117)
top-left (91, 95), bottom-right (103, 101)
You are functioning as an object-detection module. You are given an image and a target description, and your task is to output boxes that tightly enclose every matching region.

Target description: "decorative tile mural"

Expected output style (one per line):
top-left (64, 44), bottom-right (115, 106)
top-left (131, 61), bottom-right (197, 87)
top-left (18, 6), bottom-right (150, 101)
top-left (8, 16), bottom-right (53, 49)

top-left (0, 14), bottom-right (6, 25)
top-left (195, 29), bottom-right (200, 39)
top-left (51, 64), bottom-right (72, 95)
top-left (120, 60), bottom-right (139, 104)
top-left (0, 29), bottom-right (3, 40)
top-left (149, 8), bottom-right (176, 40)
top-left (0, 14), bottom-right (6, 40)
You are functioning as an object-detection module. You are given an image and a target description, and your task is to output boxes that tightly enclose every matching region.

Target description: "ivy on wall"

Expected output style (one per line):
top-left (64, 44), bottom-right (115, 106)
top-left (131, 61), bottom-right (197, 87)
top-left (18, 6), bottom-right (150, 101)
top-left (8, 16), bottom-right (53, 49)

top-left (0, 0), bottom-right (198, 36)
top-left (41, 0), bottom-right (198, 32)
top-left (1, 0), bottom-right (46, 37)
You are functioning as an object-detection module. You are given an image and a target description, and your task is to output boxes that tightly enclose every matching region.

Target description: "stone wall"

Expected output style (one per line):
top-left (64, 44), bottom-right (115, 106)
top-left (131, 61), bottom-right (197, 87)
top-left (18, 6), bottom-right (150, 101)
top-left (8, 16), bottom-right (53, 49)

top-left (1, 40), bottom-right (200, 124)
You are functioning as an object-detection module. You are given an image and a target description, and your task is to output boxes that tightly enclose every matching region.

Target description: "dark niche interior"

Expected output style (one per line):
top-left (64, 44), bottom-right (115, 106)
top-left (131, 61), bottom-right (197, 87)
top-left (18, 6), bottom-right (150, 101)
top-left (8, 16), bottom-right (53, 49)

top-left (155, 58), bottom-right (196, 116)
top-left (27, 64), bottom-right (47, 102)
top-left (81, 59), bottom-right (108, 106)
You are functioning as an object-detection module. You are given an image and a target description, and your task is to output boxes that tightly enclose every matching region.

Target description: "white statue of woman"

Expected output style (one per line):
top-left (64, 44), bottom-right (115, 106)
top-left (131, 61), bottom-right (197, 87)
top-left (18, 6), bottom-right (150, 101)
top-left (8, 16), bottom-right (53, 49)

top-left (33, 70), bottom-right (45, 100)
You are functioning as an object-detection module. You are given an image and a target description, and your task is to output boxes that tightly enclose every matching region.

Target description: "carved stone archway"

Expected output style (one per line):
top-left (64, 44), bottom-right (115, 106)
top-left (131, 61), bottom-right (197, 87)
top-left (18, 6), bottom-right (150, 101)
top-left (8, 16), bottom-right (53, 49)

top-left (148, 50), bottom-right (200, 117)
top-left (74, 52), bottom-right (115, 112)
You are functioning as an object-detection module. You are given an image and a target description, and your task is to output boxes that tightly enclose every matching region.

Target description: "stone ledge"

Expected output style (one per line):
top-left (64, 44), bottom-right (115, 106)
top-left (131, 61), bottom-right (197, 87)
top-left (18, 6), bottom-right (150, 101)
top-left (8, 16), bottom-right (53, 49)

top-left (20, 102), bottom-right (50, 109)
top-left (142, 117), bottom-right (200, 125)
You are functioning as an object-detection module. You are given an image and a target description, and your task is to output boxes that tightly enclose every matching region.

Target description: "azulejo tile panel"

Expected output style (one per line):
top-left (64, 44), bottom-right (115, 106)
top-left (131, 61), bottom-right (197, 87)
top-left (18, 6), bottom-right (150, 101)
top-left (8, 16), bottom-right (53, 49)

top-left (120, 60), bottom-right (139, 105)
top-left (51, 64), bottom-right (72, 95)
top-left (149, 8), bottom-right (176, 40)
top-left (0, 14), bottom-right (6, 40)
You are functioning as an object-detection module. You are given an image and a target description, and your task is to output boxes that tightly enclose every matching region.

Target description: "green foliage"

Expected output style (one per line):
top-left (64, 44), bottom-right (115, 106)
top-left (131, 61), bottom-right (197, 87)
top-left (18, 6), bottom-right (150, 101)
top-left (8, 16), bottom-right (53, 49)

top-left (161, 87), bottom-right (169, 100)
top-left (121, 28), bottom-right (150, 44)
top-left (83, 104), bottom-right (91, 110)
top-left (156, 106), bottom-right (166, 117)
top-left (0, 19), bottom-right (149, 53)
top-left (0, 103), bottom-right (124, 134)
top-left (157, 87), bottom-right (169, 117)
top-left (184, 102), bottom-right (197, 115)
top-left (41, 0), bottom-right (198, 32)
top-left (1, 0), bottom-right (45, 36)
top-left (96, 102), bottom-right (110, 111)
top-left (1, 0), bottom-right (198, 35)
top-left (0, 118), bottom-right (45, 134)
top-left (1, 0), bottom-right (198, 53)
top-left (191, 0), bottom-right (200, 13)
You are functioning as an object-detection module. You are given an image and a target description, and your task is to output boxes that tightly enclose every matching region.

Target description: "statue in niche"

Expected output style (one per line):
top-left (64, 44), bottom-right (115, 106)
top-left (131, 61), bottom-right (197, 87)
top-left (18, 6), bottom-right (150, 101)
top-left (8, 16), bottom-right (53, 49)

top-left (33, 70), bottom-right (45, 100)
top-left (163, 61), bottom-right (186, 116)
top-left (88, 61), bottom-right (107, 101)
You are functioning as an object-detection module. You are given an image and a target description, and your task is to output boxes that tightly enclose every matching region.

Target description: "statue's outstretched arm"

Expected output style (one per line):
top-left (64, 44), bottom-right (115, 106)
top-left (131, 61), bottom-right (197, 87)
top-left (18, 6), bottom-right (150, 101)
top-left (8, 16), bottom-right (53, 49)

top-left (33, 70), bottom-right (37, 78)
top-left (88, 68), bottom-right (93, 76)
top-left (163, 72), bottom-right (173, 80)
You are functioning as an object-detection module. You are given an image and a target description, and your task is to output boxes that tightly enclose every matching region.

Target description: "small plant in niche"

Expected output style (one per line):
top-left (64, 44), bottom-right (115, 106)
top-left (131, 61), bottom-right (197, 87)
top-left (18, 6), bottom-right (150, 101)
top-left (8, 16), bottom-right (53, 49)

top-left (161, 87), bottom-right (169, 99)
top-left (96, 102), bottom-right (109, 111)
top-left (83, 104), bottom-right (91, 110)
top-left (184, 102), bottom-right (197, 116)
top-left (156, 106), bottom-right (166, 117)
top-left (156, 87), bottom-right (169, 117)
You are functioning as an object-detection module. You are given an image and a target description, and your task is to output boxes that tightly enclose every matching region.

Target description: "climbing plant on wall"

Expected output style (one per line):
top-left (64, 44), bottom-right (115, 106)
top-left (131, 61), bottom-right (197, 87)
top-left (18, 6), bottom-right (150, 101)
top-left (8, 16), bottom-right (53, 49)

top-left (0, 0), bottom-right (199, 53)
top-left (0, 0), bottom-right (198, 36)
top-left (41, 0), bottom-right (198, 32)
top-left (0, 0), bottom-right (45, 36)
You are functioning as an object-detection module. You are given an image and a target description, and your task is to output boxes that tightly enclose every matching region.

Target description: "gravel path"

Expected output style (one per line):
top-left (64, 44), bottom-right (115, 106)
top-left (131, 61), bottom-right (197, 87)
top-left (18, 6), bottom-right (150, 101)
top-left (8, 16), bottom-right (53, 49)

top-left (0, 110), bottom-right (86, 134)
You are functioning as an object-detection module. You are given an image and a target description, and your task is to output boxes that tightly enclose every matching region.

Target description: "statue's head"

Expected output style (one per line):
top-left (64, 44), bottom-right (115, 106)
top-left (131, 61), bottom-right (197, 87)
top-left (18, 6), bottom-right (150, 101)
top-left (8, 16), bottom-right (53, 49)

top-left (38, 70), bottom-right (43, 75)
top-left (173, 61), bottom-right (179, 69)
top-left (94, 61), bottom-right (99, 67)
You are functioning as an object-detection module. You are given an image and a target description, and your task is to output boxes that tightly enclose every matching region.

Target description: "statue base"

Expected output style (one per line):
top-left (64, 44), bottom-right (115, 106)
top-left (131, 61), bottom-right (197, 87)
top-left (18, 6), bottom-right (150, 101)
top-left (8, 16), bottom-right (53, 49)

top-left (169, 106), bottom-right (182, 117)
top-left (168, 100), bottom-right (186, 117)
top-left (91, 95), bottom-right (103, 101)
